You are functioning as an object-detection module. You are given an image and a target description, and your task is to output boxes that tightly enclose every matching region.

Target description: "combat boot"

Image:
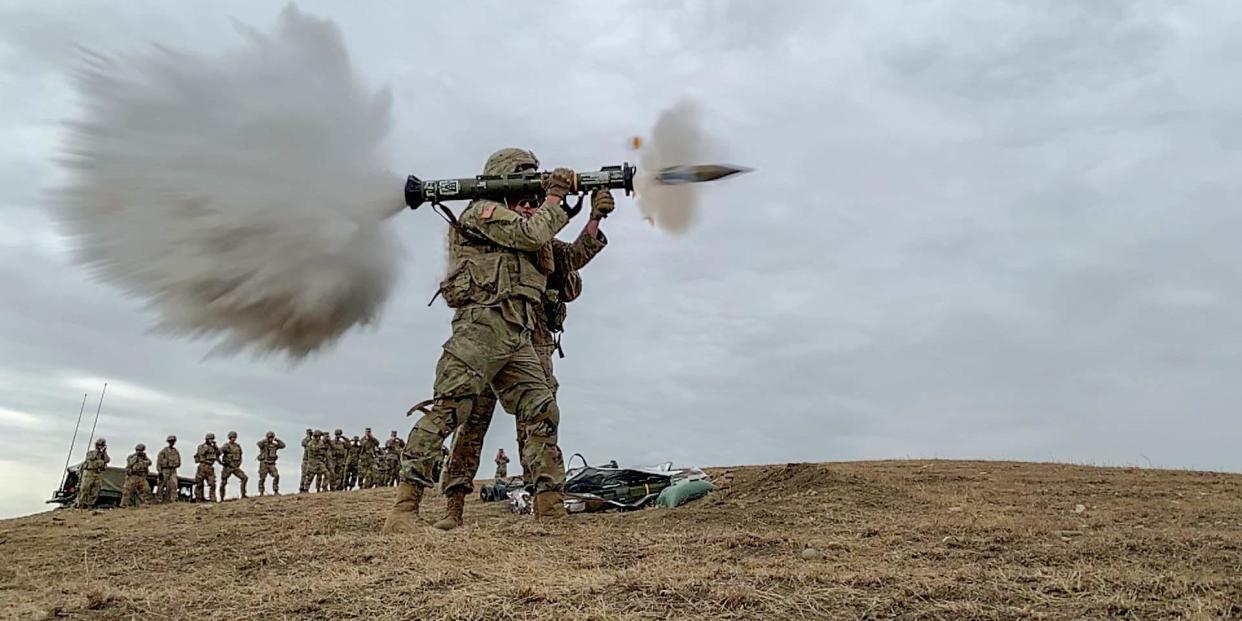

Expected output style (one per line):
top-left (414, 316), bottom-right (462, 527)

top-left (381, 482), bottom-right (424, 534)
top-left (272, 480), bottom-right (280, 496)
top-left (533, 491), bottom-right (566, 521)
top-left (433, 491), bottom-right (466, 531)
top-left (240, 482), bottom-right (248, 499)
top-left (219, 483), bottom-right (227, 501)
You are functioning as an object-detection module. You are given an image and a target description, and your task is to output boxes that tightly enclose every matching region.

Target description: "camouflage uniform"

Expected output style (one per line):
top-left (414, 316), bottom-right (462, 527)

top-left (300, 432), bottom-right (329, 492)
top-left (120, 447), bottom-right (155, 508)
top-left (194, 437), bottom-right (220, 502)
top-left (298, 430), bottom-right (313, 493)
top-left (256, 435), bottom-right (286, 495)
top-left (156, 439), bottom-right (181, 503)
top-left (359, 433), bottom-right (380, 488)
top-left (344, 438), bottom-right (361, 490)
top-left (75, 442), bottom-right (109, 508)
top-left (331, 432), bottom-right (349, 490)
top-left (218, 436), bottom-right (249, 499)
top-left (384, 148), bottom-right (575, 533)
top-left (384, 436), bottom-right (404, 486)
top-left (494, 451), bottom-right (510, 480)
top-left (318, 434), bottom-right (335, 490)
top-left (444, 224), bottom-right (605, 495)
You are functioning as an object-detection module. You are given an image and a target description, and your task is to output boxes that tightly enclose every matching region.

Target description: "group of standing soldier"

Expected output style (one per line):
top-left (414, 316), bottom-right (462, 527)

top-left (296, 427), bottom-right (445, 493)
top-left (73, 430), bottom-right (288, 508)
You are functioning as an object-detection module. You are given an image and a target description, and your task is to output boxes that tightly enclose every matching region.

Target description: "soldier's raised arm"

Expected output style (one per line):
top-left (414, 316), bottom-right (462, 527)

top-left (275, 439), bottom-right (286, 449)
top-left (460, 168), bottom-right (577, 251)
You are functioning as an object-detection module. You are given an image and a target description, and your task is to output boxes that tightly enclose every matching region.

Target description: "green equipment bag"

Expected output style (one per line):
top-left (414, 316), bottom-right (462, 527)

top-left (655, 479), bottom-right (715, 508)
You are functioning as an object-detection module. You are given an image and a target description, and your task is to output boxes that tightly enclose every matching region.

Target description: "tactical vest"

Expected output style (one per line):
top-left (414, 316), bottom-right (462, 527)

top-left (197, 444), bottom-right (220, 464)
top-left (438, 213), bottom-right (554, 310)
top-left (126, 454), bottom-right (151, 476)
top-left (158, 448), bottom-right (180, 470)
top-left (85, 450), bottom-right (108, 472)
top-left (221, 443), bottom-right (243, 467)
top-left (257, 441), bottom-right (280, 464)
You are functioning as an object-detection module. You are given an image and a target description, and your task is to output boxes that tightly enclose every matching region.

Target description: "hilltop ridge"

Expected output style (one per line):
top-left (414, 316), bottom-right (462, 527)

top-left (1, 460), bottom-right (1239, 620)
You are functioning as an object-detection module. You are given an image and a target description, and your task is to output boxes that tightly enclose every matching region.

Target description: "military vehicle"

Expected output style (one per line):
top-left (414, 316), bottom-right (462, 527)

top-left (48, 462), bottom-right (196, 508)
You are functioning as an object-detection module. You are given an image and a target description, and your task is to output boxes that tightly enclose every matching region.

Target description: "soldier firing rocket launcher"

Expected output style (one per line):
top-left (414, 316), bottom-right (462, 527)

top-left (403, 163), bottom-right (752, 210)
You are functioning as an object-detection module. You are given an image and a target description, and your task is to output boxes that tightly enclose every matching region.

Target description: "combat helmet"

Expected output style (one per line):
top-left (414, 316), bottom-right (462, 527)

top-left (484, 148), bottom-right (539, 175)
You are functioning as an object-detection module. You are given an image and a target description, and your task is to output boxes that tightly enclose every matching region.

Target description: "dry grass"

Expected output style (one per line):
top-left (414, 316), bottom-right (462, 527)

top-left (1, 460), bottom-right (1239, 620)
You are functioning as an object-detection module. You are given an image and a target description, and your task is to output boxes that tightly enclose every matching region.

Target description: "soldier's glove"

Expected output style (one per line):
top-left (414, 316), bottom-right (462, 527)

top-left (542, 168), bottom-right (575, 204)
top-left (590, 190), bottom-right (615, 220)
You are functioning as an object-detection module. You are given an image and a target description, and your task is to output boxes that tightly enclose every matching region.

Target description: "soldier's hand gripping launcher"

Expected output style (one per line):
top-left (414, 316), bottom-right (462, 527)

top-left (404, 164), bottom-right (637, 210)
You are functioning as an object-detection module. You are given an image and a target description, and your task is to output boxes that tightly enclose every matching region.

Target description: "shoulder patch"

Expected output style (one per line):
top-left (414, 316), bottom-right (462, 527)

top-left (481, 204), bottom-right (496, 219)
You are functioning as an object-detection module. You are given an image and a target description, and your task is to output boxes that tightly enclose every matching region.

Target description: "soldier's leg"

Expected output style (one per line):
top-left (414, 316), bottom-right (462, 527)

top-left (207, 468), bottom-right (218, 502)
top-left (258, 463), bottom-right (268, 495)
top-left (299, 463), bottom-right (310, 493)
top-left (194, 465), bottom-right (207, 502)
top-left (120, 478), bottom-right (133, 508)
top-left (219, 467), bottom-right (232, 500)
top-left (271, 465), bottom-right (281, 494)
top-left (236, 468), bottom-right (249, 497)
top-left (384, 351), bottom-right (488, 534)
top-left (493, 346), bottom-right (565, 520)
top-left (444, 390), bottom-right (497, 497)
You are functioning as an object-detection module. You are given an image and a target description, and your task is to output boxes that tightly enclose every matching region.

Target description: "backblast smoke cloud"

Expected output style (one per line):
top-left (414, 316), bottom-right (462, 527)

top-left (52, 6), bottom-right (404, 359)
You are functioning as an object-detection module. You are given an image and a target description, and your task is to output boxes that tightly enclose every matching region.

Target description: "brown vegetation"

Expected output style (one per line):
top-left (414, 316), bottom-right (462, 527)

top-left (2, 460), bottom-right (1239, 620)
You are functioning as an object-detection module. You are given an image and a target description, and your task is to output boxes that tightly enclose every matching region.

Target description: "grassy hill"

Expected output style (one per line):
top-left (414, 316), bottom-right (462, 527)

top-left (1, 460), bottom-right (1239, 620)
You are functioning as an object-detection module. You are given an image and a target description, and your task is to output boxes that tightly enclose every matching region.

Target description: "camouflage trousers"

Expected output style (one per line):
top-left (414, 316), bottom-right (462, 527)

top-left (444, 342), bottom-right (559, 495)
top-left (300, 459), bottom-right (328, 492)
top-left (120, 474), bottom-right (154, 507)
top-left (156, 468), bottom-right (179, 503)
top-left (194, 463), bottom-right (217, 502)
top-left (258, 462), bottom-right (280, 494)
top-left (334, 463), bottom-right (347, 490)
top-left (75, 470), bottom-right (104, 508)
top-left (404, 307), bottom-right (564, 495)
top-left (323, 460), bottom-right (337, 490)
top-left (344, 465), bottom-right (358, 490)
top-left (220, 465), bottom-right (248, 498)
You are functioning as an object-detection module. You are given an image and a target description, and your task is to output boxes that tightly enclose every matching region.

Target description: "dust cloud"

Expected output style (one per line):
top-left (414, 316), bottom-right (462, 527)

top-left (52, 6), bottom-right (403, 359)
top-left (636, 100), bottom-right (702, 234)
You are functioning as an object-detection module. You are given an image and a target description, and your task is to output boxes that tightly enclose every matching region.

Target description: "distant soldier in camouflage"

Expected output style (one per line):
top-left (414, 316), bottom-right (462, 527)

top-left (344, 436), bottom-right (361, 490)
top-left (383, 443), bottom-right (400, 486)
top-left (494, 449), bottom-right (510, 480)
top-left (256, 431), bottom-right (285, 496)
top-left (218, 431), bottom-right (249, 500)
top-left (384, 432), bottom-right (404, 486)
top-left (75, 438), bottom-right (109, 508)
top-left (194, 433), bottom-right (220, 502)
top-left (318, 431), bottom-right (335, 491)
top-left (383, 149), bottom-right (578, 534)
top-left (298, 428), bottom-right (313, 493)
top-left (120, 443), bottom-right (155, 508)
top-left (156, 435), bottom-right (181, 503)
top-left (359, 428), bottom-right (380, 489)
top-left (300, 430), bottom-right (329, 492)
top-left (332, 429), bottom-right (349, 490)
top-left (433, 148), bottom-right (611, 530)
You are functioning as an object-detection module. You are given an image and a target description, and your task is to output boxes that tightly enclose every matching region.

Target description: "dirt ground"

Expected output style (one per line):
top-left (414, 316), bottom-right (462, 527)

top-left (1, 460), bottom-right (1239, 620)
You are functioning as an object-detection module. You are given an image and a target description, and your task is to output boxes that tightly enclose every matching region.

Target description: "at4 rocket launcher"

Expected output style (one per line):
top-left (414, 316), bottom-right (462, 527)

top-left (404, 164), bottom-right (637, 210)
top-left (403, 163), bottom-right (751, 210)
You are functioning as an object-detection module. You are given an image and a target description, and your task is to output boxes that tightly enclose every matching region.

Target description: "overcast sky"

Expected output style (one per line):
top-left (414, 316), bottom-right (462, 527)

top-left (2, 1), bottom-right (1241, 519)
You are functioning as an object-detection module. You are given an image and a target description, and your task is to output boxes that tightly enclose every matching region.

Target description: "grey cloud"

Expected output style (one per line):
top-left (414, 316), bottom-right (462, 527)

top-left (2, 1), bottom-right (1241, 518)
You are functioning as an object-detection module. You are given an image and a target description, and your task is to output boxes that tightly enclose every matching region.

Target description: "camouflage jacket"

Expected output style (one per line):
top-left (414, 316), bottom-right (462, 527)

top-left (384, 437), bottom-right (404, 454)
top-left (83, 448), bottom-right (109, 473)
top-left (358, 446), bottom-right (375, 466)
top-left (300, 434), bottom-right (314, 462)
top-left (304, 438), bottom-right (327, 462)
top-left (319, 438), bottom-right (335, 465)
top-left (384, 451), bottom-right (400, 467)
top-left (345, 443), bottom-right (360, 467)
top-left (533, 229), bottom-right (607, 347)
top-left (496, 454), bottom-right (510, 466)
top-left (195, 442), bottom-right (220, 465)
top-left (438, 198), bottom-right (569, 330)
top-left (126, 452), bottom-right (152, 477)
top-left (220, 441), bottom-right (243, 467)
top-left (360, 435), bottom-right (380, 455)
top-left (331, 438), bottom-right (349, 463)
top-left (157, 446), bottom-right (181, 470)
top-left (256, 438), bottom-right (285, 464)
